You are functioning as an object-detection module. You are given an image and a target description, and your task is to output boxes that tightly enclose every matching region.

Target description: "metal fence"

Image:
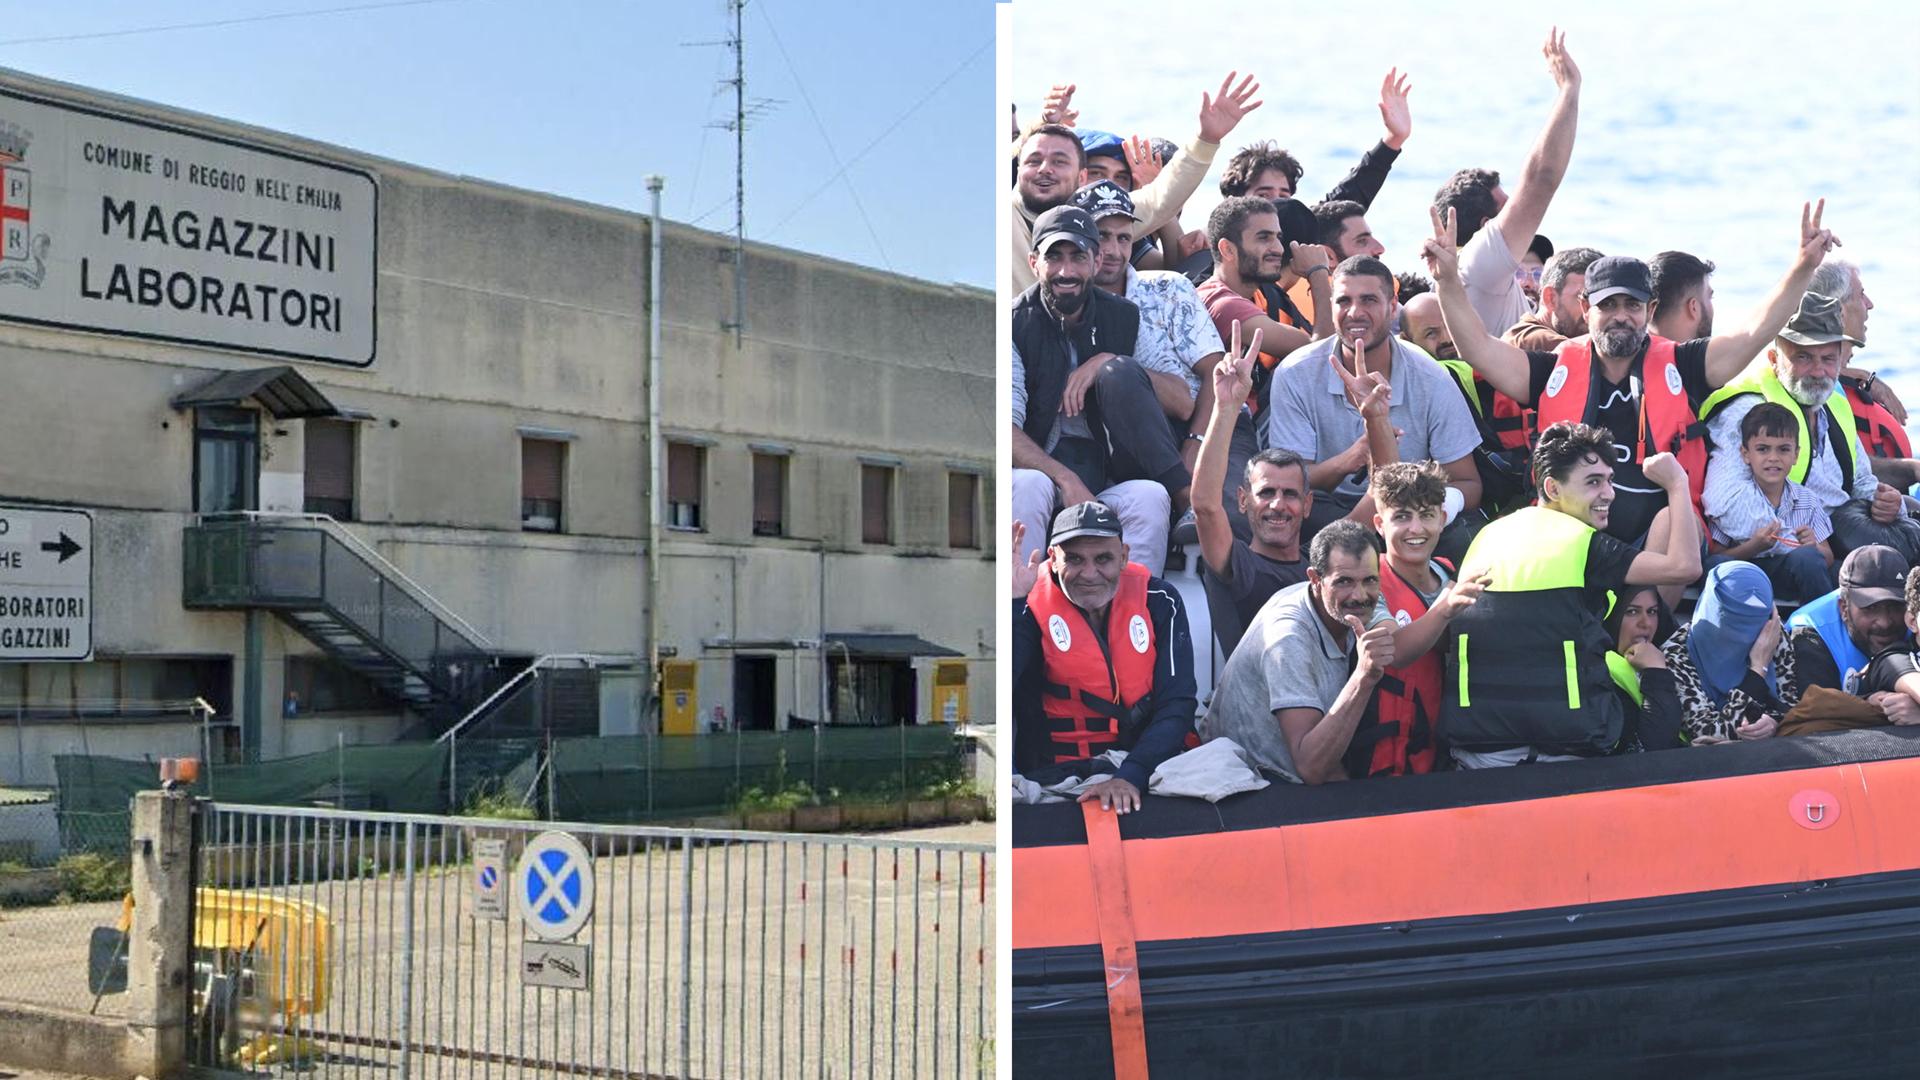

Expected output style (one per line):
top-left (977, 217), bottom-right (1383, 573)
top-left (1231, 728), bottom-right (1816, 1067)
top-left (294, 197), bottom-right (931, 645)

top-left (189, 801), bottom-right (993, 1077)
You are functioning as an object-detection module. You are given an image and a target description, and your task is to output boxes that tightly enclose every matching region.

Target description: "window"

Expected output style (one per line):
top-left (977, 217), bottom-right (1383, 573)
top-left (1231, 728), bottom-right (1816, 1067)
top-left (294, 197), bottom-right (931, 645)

top-left (861, 464), bottom-right (895, 544)
top-left (521, 438), bottom-right (565, 532)
top-left (752, 452), bottom-right (787, 537)
top-left (284, 655), bottom-right (396, 715)
top-left (0, 657), bottom-right (232, 721)
top-left (668, 441), bottom-right (705, 530)
top-left (194, 406), bottom-right (258, 514)
top-left (948, 471), bottom-right (979, 549)
top-left (304, 419), bottom-right (357, 519)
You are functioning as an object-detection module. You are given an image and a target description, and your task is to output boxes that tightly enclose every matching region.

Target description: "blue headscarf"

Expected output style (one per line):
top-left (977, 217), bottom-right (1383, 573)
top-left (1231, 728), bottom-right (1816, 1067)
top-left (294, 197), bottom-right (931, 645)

top-left (1686, 561), bottom-right (1778, 705)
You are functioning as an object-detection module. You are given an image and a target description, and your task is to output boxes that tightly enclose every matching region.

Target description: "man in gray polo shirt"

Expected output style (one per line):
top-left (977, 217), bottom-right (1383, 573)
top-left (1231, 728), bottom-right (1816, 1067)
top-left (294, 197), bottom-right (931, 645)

top-left (1266, 254), bottom-right (1484, 548)
top-left (1199, 520), bottom-right (1396, 783)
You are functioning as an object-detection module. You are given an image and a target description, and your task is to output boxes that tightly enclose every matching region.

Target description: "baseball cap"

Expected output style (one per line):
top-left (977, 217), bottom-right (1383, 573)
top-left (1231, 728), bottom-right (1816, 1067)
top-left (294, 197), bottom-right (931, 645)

top-left (1051, 501), bottom-right (1124, 545)
top-left (1583, 256), bottom-right (1652, 304)
top-left (1077, 129), bottom-right (1125, 160)
top-left (1069, 179), bottom-right (1139, 223)
top-left (1777, 291), bottom-right (1849, 347)
top-left (1030, 206), bottom-right (1099, 256)
top-left (1272, 197), bottom-right (1317, 251)
top-left (1840, 544), bottom-right (1908, 607)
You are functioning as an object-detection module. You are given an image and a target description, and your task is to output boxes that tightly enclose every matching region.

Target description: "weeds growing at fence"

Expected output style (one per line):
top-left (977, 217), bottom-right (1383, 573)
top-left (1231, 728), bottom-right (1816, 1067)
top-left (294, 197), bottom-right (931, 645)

top-left (735, 781), bottom-right (814, 814)
top-left (461, 780), bottom-right (539, 821)
top-left (54, 852), bottom-right (130, 902)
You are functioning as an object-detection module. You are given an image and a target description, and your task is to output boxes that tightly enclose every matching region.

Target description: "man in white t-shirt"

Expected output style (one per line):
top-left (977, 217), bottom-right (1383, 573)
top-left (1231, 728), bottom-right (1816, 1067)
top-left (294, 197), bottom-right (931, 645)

top-left (1433, 28), bottom-right (1581, 336)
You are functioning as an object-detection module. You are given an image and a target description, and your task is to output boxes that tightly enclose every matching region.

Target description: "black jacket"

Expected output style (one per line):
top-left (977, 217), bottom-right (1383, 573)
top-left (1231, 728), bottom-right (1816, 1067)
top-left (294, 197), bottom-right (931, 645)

top-left (1011, 281), bottom-right (1140, 449)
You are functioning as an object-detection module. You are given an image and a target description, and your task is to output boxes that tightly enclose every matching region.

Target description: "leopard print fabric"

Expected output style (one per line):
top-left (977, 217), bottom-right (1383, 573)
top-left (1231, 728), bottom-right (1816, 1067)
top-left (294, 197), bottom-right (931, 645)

top-left (1661, 623), bottom-right (1799, 743)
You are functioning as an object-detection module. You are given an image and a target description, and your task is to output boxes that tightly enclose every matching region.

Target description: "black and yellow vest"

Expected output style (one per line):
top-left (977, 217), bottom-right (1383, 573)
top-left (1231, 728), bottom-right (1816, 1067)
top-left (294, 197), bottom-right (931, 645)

top-left (1698, 360), bottom-right (1858, 492)
top-left (1442, 507), bottom-right (1624, 754)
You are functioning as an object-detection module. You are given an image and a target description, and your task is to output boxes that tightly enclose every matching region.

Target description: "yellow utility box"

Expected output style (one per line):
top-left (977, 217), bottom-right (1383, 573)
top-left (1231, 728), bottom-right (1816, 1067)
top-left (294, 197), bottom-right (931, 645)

top-left (661, 660), bottom-right (698, 734)
top-left (932, 660), bottom-right (968, 725)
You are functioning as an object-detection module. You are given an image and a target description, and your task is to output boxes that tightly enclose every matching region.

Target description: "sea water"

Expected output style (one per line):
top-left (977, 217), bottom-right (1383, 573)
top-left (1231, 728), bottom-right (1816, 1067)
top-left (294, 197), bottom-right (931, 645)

top-left (1008, 1), bottom-right (1920, 420)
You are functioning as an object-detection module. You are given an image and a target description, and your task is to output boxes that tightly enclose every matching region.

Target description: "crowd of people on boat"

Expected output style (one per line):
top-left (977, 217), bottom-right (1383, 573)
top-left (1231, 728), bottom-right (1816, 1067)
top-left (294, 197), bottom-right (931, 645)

top-left (1007, 31), bottom-right (1920, 813)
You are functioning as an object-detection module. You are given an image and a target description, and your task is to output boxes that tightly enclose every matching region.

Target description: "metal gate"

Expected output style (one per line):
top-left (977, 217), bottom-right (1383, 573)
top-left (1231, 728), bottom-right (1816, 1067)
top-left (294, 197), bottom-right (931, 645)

top-left (186, 802), bottom-right (993, 1077)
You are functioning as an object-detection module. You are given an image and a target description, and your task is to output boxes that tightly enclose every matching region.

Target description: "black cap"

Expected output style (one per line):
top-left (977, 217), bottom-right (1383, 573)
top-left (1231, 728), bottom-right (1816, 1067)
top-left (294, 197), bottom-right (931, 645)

top-left (1584, 255), bottom-right (1652, 304)
top-left (1031, 205), bottom-right (1099, 256)
top-left (1840, 544), bottom-right (1908, 607)
top-left (1272, 197), bottom-right (1317, 249)
top-left (1778, 291), bottom-right (1849, 347)
top-left (1070, 179), bottom-right (1139, 223)
top-left (1051, 501), bottom-right (1124, 545)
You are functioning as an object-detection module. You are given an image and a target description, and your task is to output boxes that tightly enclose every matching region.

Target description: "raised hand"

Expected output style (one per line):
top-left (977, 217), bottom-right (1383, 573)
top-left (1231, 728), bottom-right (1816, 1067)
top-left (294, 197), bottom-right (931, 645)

top-left (1421, 205), bottom-right (1460, 276)
top-left (1797, 198), bottom-right (1841, 269)
top-left (1289, 241), bottom-right (1332, 277)
top-left (1177, 229), bottom-right (1210, 260)
top-left (1542, 26), bottom-right (1580, 92)
top-left (1379, 68), bottom-right (1413, 149)
top-left (1011, 520), bottom-right (1045, 598)
top-left (1123, 135), bottom-right (1162, 188)
top-left (1198, 72), bottom-right (1263, 144)
top-left (1040, 83), bottom-right (1078, 127)
top-left (1641, 451), bottom-right (1685, 491)
top-left (1213, 320), bottom-right (1262, 413)
top-left (1330, 344), bottom-right (1390, 419)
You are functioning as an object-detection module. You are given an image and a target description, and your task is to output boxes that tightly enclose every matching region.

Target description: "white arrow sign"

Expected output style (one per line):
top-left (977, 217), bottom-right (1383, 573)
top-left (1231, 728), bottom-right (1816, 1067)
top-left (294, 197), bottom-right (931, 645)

top-left (0, 505), bottom-right (92, 661)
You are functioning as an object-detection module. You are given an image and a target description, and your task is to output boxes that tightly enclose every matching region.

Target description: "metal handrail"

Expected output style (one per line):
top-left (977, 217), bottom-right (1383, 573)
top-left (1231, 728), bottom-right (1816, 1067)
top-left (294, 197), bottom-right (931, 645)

top-left (436, 653), bottom-right (624, 744)
top-left (197, 510), bottom-right (493, 649)
top-left (440, 653), bottom-right (628, 810)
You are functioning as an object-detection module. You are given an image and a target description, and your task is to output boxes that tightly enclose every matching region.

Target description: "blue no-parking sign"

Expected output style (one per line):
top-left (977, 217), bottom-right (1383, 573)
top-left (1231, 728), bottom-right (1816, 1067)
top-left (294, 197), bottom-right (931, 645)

top-left (514, 830), bottom-right (595, 940)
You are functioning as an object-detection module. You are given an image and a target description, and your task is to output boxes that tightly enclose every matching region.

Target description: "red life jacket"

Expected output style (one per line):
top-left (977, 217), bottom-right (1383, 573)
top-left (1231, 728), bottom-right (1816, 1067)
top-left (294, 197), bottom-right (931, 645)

top-left (1025, 563), bottom-right (1157, 763)
top-left (1533, 335), bottom-right (1712, 521)
top-left (1347, 559), bottom-right (1449, 778)
top-left (1846, 382), bottom-right (1913, 459)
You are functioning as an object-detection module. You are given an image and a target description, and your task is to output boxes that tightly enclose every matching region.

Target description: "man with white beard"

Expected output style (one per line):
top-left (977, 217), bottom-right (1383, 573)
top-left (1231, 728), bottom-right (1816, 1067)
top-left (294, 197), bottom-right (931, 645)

top-left (1699, 292), bottom-right (1920, 564)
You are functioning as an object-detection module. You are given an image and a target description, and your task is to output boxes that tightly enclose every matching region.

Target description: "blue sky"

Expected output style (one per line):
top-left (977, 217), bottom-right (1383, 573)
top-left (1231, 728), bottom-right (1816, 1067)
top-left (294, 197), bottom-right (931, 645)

top-left (0, 0), bottom-right (994, 288)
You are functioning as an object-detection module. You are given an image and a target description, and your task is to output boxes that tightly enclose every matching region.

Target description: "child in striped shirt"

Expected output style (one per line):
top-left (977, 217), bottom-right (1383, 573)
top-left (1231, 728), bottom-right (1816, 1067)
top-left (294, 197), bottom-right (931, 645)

top-left (1707, 402), bottom-right (1834, 602)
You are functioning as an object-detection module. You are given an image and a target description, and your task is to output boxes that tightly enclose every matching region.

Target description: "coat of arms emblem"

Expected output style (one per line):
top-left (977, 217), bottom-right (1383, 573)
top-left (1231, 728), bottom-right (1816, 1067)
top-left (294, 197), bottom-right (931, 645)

top-left (0, 121), bottom-right (47, 288)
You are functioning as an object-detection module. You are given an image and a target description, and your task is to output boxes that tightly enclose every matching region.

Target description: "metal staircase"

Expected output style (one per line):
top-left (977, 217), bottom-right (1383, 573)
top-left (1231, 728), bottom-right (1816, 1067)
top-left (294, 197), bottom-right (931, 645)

top-left (183, 512), bottom-right (505, 728)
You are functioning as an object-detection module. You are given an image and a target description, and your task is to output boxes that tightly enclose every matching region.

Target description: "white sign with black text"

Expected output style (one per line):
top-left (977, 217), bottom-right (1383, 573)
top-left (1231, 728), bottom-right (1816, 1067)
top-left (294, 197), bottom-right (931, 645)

top-left (0, 504), bottom-right (91, 660)
top-left (0, 87), bottom-right (376, 366)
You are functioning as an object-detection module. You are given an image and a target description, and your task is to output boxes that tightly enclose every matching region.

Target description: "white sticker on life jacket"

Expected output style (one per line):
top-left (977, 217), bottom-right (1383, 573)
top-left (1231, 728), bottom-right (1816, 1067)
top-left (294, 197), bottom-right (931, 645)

top-left (1394, 608), bottom-right (1413, 627)
top-left (1664, 362), bottom-right (1683, 396)
top-left (1048, 614), bottom-right (1072, 652)
top-left (1128, 614), bottom-right (1150, 654)
top-left (1544, 364), bottom-right (1569, 398)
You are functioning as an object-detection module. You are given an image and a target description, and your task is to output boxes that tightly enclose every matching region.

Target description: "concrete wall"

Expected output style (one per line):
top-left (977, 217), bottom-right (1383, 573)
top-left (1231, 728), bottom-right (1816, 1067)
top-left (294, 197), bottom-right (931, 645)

top-left (0, 67), bottom-right (994, 773)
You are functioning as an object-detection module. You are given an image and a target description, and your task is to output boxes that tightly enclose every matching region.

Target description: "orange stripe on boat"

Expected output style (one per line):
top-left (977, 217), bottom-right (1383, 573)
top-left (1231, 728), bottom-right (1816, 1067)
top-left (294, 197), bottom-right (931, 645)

top-left (1084, 802), bottom-right (1150, 1079)
top-left (1016, 759), bottom-right (1920, 951)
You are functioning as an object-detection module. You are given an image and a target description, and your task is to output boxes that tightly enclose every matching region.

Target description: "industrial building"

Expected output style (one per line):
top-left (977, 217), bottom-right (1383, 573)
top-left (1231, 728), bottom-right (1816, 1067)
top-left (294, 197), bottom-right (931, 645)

top-left (0, 67), bottom-right (994, 785)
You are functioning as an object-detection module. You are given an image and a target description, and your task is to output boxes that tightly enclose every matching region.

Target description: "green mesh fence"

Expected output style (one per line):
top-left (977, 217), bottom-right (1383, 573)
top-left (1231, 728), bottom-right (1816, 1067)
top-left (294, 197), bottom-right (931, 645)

top-left (551, 725), bottom-right (967, 823)
top-left (52, 744), bottom-right (450, 853)
top-left (50, 725), bottom-right (966, 844)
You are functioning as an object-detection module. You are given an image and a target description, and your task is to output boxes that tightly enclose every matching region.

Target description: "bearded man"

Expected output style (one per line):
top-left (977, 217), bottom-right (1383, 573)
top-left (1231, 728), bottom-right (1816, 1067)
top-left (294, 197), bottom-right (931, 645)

top-left (1424, 201), bottom-right (1841, 545)
top-left (1699, 292), bottom-right (1920, 564)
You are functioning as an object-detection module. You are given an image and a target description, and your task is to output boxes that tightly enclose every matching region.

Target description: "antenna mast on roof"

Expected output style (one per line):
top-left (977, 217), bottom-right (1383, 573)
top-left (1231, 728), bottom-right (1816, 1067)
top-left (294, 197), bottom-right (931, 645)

top-left (699, 0), bottom-right (779, 348)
